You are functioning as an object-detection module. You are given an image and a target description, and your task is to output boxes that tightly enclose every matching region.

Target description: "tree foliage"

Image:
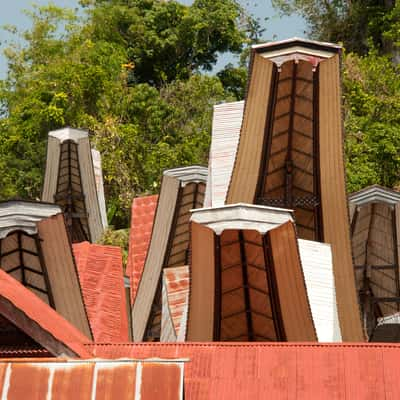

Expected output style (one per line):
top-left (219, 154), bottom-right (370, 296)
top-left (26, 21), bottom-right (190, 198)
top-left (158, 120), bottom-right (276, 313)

top-left (0, 0), bottom-right (249, 227)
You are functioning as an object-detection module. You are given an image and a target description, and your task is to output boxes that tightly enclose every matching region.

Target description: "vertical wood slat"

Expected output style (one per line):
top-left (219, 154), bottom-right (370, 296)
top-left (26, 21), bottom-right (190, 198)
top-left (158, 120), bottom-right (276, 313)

top-left (186, 222), bottom-right (216, 341)
top-left (226, 55), bottom-right (274, 204)
top-left (268, 221), bottom-right (317, 341)
top-left (37, 214), bottom-right (92, 338)
top-left (132, 175), bottom-right (180, 342)
top-left (319, 55), bottom-right (364, 341)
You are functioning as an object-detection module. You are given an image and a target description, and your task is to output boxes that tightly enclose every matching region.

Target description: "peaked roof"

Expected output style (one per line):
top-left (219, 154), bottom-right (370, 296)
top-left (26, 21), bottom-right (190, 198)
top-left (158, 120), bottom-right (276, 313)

top-left (88, 342), bottom-right (400, 400)
top-left (0, 358), bottom-right (185, 399)
top-left (73, 242), bottom-right (129, 343)
top-left (126, 194), bottom-right (158, 304)
top-left (349, 184), bottom-right (400, 205)
top-left (0, 269), bottom-right (91, 357)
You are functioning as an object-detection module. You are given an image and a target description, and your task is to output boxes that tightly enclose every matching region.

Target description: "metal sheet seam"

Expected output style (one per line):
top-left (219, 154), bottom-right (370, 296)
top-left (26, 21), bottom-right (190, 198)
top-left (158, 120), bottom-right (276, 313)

top-left (91, 362), bottom-right (99, 400)
top-left (1, 364), bottom-right (11, 400)
top-left (46, 367), bottom-right (55, 400)
top-left (135, 362), bottom-right (142, 400)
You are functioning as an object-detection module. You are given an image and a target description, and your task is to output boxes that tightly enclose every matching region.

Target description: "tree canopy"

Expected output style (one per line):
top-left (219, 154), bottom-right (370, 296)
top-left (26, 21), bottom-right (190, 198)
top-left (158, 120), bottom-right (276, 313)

top-left (0, 0), bottom-right (252, 227)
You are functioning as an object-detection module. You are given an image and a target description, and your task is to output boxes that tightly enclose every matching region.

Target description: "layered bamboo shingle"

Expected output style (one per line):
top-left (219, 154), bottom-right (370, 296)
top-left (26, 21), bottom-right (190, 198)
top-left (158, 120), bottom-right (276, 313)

top-left (187, 204), bottom-right (316, 342)
top-left (42, 128), bottom-right (106, 243)
top-left (225, 38), bottom-right (362, 340)
top-left (0, 201), bottom-right (91, 338)
top-left (349, 185), bottom-right (400, 339)
top-left (132, 166), bottom-right (207, 342)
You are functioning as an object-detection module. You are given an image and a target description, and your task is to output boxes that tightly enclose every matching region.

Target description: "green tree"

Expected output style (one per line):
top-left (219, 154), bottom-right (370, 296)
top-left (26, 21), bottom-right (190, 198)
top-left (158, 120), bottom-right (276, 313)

top-left (0, 1), bottom-right (251, 227)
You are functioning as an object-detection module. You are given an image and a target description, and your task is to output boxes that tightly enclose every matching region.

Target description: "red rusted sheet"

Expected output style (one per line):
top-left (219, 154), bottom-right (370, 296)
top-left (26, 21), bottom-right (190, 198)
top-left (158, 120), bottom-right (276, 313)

top-left (88, 342), bottom-right (400, 400)
top-left (162, 266), bottom-right (189, 340)
top-left (73, 242), bottom-right (128, 342)
top-left (126, 195), bottom-right (158, 304)
top-left (0, 359), bottom-right (184, 399)
top-left (0, 269), bottom-right (91, 358)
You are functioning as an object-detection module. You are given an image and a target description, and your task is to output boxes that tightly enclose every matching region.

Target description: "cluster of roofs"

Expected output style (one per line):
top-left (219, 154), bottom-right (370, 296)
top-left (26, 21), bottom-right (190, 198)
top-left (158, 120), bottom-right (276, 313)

top-left (0, 38), bottom-right (399, 399)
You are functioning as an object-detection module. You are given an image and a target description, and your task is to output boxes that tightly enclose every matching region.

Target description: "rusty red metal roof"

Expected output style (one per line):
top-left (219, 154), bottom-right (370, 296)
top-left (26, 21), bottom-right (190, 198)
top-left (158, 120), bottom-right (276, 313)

top-left (73, 242), bottom-right (129, 343)
top-left (87, 342), bottom-right (400, 399)
top-left (0, 358), bottom-right (184, 399)
top-left (162, 266), bottom-right (189, 341)
top-left (126, 195), bottom-right (158, 304)
top-left (0, 269), bottom-right (91, 358)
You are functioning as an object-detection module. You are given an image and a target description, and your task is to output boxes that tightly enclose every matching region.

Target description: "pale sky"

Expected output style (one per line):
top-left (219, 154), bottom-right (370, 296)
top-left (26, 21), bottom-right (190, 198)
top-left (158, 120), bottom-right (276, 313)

top-left (0, 0), bottom-right (306, 78)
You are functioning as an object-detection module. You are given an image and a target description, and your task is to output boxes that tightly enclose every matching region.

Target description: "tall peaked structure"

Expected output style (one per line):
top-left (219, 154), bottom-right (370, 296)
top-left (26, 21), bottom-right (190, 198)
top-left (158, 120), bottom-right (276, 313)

top-left (187, 204), bottom-right (316, 342)
top-left (42, 127), bottom-right (107, 243)
top-left (226, 38), bottom-right (363, 341)
top-left (132, 166), bottom-right (207, 342)
top-left (349, 185), bottom-right (400, 340)
top-left (0, 201), bottom-right (91, 338)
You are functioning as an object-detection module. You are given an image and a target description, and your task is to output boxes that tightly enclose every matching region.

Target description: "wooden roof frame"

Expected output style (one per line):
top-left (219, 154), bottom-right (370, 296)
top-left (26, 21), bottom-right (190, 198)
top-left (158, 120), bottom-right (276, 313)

top-left (132, 166), bottom-right (207, 342)
top-left (226, 37), bottom-right (363, 341)
top-left (187, 203), bottom-right (316, 342)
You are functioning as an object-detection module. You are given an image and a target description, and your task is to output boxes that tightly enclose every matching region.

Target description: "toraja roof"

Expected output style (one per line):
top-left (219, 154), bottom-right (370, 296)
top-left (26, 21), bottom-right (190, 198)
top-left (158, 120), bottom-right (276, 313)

top-left (73, 242), bottom-right (129, 343)
top-left (0, 358), bottom-right (185, 399)
top-left (42, 128), bottom-right (106, 243)
top-left (88, 342), bottom-right (400, 400)
top-left (132, 166), bottom-right (207, 341)
top-left (126, 194), bottom-right (158, 304)
top-left (0, 269), bottom-right (91, 358)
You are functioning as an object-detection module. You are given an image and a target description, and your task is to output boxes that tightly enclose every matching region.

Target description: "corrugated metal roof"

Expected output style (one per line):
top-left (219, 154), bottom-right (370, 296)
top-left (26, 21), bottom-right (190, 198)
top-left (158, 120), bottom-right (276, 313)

top-left (88, 342), bottom-right (400, 399)
top-left (0, 269), bottom-right (91, 358)
top-left (161, 266), bottom-right (189, 342)
top-left (298, 239), bottom-right (342, 342)
top-left (0, 358), bottom-right (184, 399)
top-left (73, 242), bottom-right (129, 343)
top-left (205, 101), bottom-right (244, 207)
top-left (126, 195), bottom-right (158, 304)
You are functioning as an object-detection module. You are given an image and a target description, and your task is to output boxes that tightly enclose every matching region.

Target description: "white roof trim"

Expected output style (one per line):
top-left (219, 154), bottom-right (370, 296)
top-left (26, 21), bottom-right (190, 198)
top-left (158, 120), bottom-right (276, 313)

top-left (349, 185), bottom-right (400, 206)
top-left (0, 201), bottom-right (61, 238)
top-left (164, 166), bottom-right (208, 186)
top-left (190, 203), bottom-right (293, 235)
top-left (49, 127), bottom-right (88, 143)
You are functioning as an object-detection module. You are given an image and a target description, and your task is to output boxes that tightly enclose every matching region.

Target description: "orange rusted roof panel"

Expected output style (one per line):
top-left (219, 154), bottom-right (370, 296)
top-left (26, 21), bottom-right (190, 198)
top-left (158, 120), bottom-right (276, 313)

top-left (126, 195), bottom-right (158, 304)
top-left (163, 266), bottom-right (189, 339)
top-left (0, 359), bottom-right (184, 399)
top-left (88, 342), bottom-right (400, 400)
top-left (73, 242), bottom-right (129, 343)
top-left (0, 269), bottom-right (91, 358)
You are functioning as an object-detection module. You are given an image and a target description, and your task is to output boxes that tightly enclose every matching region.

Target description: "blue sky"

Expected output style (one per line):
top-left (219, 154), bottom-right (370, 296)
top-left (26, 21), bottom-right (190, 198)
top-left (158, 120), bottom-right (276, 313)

top-left (0, 1), bottom-right (306, 78)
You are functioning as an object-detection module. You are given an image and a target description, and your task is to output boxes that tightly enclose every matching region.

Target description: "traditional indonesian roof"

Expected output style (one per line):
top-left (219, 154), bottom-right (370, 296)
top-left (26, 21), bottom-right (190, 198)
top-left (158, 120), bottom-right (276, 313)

top-left (42, 128), bottom-right (106, 243)
top-left (126, 195), bottom-right (158, 304)
top-left (226, 37), bottom-right (363, 340)
top-left (349, 185), bottom-right (400, 340)
top-left (88, 342), bottom-right (400, 400)
top-left (188, 205), bottom-right (316, 342)
top-left (132, 166), bottom-right (207, 341)
top-left (0, 205), bottom-right (91, 338)
top-left (73, 242), bottom-right (129, 343)
top-left (0, 201), bottom-right (61, 239)
top-left (0, 269), bottom-right (91, 358)
top-left (204, 101), bottom-right (244, 207)
top-left (0, 358), bottom-right (185, 399)
top-left (161, 266), bottom-right (189, 342)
